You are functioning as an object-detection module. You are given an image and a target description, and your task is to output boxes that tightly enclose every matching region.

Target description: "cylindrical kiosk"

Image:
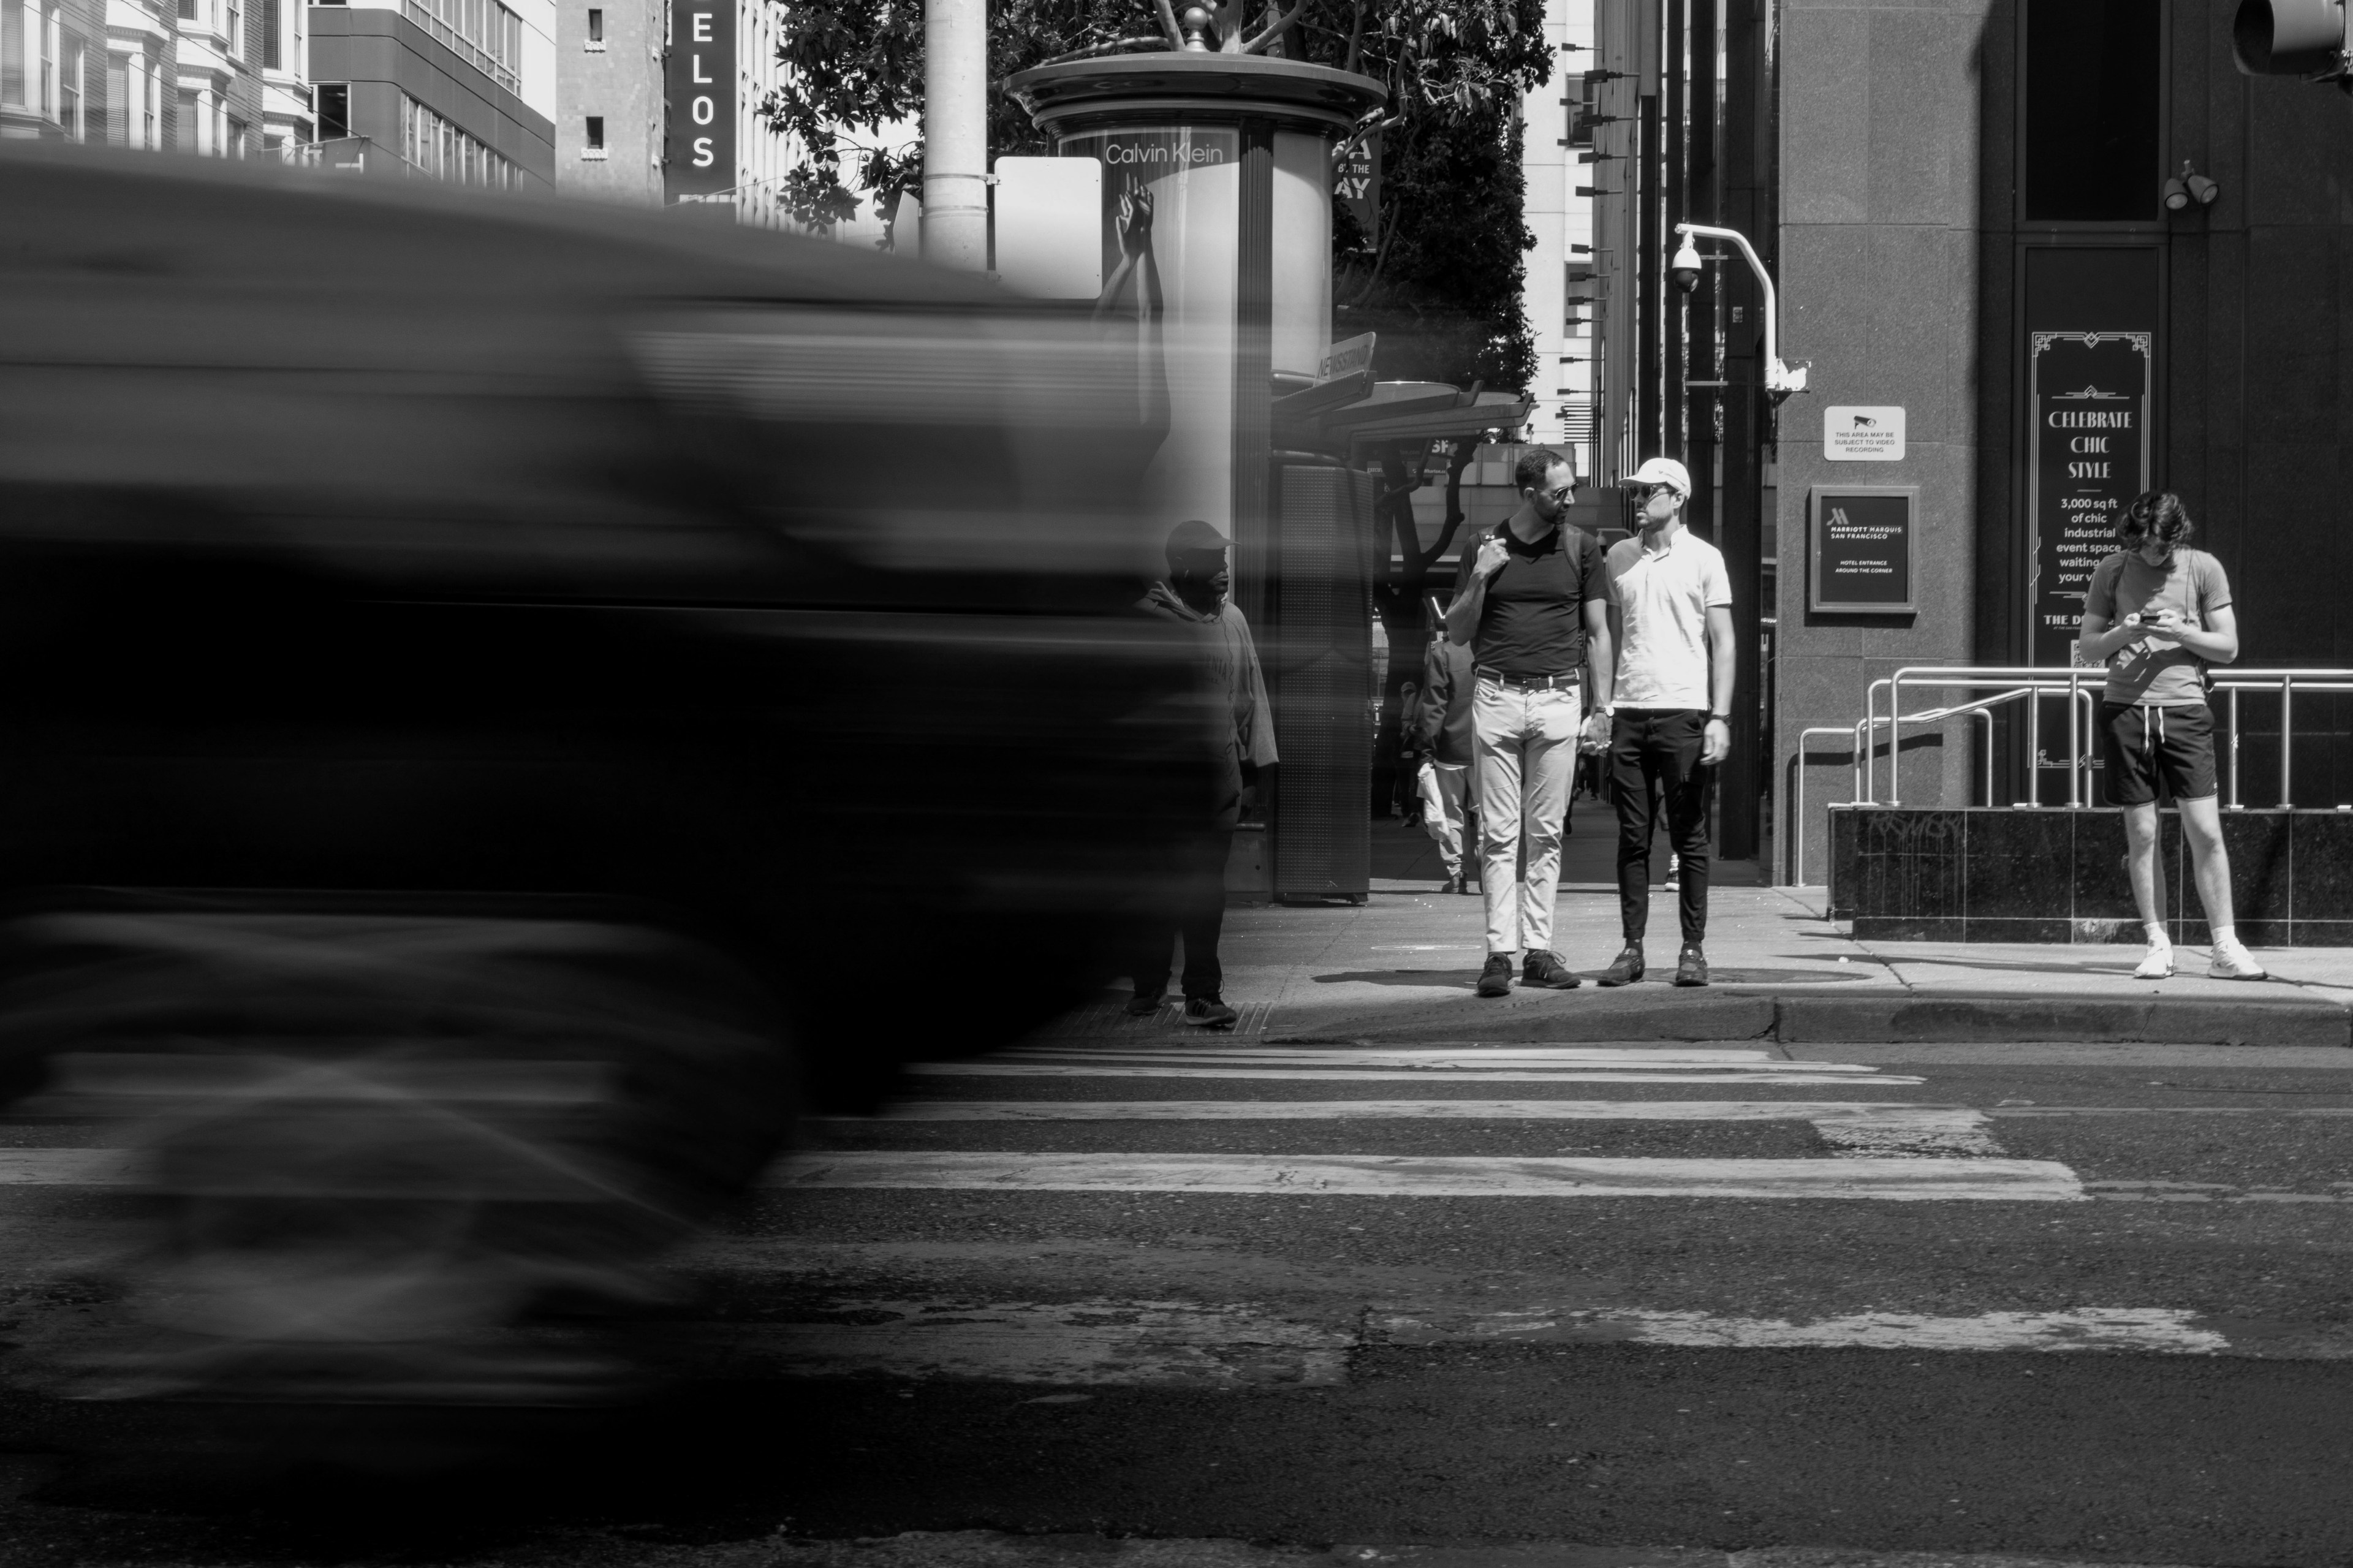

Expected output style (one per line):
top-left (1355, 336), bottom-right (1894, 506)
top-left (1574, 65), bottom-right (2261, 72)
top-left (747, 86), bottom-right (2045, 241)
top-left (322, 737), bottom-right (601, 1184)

top-left (1006, 54), bottom-right (1386, 903)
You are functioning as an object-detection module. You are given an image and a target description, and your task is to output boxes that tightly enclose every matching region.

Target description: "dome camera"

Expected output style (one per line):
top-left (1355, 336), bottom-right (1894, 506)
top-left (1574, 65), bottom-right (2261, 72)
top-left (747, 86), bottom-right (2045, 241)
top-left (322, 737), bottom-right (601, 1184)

top-left (1669, 234), bottom-right (1703, 295)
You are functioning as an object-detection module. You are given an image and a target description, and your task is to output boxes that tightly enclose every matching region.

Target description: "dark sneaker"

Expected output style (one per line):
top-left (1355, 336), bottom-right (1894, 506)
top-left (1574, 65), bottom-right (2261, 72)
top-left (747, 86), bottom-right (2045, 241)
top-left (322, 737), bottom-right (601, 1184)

top-left (1441, 873), bottom-right (1466, 895)
top-left (1521, 950), bottom-right (1582, 989)
top-left (1182, 995), bottom-right (1240, 1029)
top-left (1597, 944), bottom-right (1645, 987)
top-left (1124, 991), bottom-right (1165, 1018)
top-left (1476, 954), bottom-right (1515, 998)
top-left (1674, 943), bottom-right (1710, 987)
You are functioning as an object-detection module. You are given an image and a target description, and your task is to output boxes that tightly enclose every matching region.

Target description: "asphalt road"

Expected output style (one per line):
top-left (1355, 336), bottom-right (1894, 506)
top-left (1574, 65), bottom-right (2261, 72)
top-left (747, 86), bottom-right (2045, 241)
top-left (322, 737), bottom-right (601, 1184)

top-left (2, 1039), bottom-right (2353, 1567)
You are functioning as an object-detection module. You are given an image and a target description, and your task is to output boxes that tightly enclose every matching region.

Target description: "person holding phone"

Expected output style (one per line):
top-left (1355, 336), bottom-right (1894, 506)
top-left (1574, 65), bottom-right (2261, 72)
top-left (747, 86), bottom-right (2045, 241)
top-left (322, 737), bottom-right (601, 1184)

top-left (2077, 491), bottom-right (2263, 980)
top-left (1445, 447), bottom-right (1615, 998)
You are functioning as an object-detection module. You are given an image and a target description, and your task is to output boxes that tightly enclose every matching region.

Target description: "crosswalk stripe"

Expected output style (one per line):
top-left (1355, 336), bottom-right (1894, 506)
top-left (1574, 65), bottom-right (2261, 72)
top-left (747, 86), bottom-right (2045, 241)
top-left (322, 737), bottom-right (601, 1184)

top-left (845, 1100), bottom-right (1966, 1123)
top-left (907, 1065), bottom-right (1927, 1084)
top-left (1002, 1047), bottom-right (1790, 1063)
top-left (673, 1300), bottom-right (1347, 1388)
top-left (771, 1151), bottom-right (2079, 1200)
top-left (998, 1048), bottom-right (1876, 1070)
top-left (1374, 1306), bottom-right (2230, 1355)
top-left (670, 1300), bottom-right (2248, 1387)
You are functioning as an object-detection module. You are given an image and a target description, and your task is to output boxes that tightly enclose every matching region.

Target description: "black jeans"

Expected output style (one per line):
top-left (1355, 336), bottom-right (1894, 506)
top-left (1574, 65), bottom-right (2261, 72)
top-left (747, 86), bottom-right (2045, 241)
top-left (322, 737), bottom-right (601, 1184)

top-left (1610, 708), bottom-right (1712, 945)
top-left (1131, 828), bottom-right (1234, 1001)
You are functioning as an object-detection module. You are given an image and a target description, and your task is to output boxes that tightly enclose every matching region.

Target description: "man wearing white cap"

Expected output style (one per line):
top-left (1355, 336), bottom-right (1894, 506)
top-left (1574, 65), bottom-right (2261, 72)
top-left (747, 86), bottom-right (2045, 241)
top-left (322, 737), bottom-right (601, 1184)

top-left (1598, 456), bottom-right (1735, 987)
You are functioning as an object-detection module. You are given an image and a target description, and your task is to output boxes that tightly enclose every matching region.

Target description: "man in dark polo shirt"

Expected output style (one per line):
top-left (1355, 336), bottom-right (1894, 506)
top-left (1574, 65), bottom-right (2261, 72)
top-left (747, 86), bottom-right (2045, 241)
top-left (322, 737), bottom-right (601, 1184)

top-left (1445, 447), bottom-right (1616, 997)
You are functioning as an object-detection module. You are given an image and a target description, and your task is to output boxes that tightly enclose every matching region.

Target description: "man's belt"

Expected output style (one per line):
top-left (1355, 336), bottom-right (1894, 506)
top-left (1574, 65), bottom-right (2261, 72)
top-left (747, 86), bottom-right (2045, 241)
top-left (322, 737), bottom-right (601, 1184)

top-left (1476, 667), bottom-right (1580, 691)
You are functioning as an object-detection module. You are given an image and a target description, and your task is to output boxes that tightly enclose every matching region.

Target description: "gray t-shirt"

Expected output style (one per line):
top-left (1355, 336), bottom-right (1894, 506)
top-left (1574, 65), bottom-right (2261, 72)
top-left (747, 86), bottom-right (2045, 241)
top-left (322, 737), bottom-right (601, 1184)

top-left (2084, 547), bottom-right (2232, 706)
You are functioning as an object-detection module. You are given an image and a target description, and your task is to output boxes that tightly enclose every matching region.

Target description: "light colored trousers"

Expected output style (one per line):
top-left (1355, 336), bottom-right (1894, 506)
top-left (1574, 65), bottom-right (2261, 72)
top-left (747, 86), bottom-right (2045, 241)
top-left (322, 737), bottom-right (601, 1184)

top-left (1417, 760), bottom-right (1471, 876)
top-left (1472, 675), bottom-right (1580, 956)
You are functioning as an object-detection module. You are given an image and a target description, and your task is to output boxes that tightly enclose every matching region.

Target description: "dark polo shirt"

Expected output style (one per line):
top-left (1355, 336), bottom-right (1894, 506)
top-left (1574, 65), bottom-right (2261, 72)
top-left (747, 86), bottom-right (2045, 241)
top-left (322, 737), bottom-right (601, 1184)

top-left (1452, 520), bottom-right (1605, 680)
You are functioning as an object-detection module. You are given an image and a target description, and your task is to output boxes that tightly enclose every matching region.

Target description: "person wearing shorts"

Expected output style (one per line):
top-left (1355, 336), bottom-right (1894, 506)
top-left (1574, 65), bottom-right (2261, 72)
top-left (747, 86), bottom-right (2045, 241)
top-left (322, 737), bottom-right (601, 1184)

top-left (2077, 491), bottom-right (2265, 980)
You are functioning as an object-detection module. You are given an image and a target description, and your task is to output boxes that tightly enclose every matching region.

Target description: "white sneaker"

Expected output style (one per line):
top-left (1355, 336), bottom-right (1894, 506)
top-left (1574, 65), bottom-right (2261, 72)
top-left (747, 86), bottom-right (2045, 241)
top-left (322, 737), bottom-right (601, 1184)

top-left (2133, 942), bottom-right (2174, 980)
top-left (2208, 937), bottom-right (2268, 980)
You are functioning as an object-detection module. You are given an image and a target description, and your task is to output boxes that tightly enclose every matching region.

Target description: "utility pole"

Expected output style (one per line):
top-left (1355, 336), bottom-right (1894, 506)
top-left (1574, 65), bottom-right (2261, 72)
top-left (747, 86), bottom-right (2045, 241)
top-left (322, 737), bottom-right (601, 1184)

top-left (923, 0), bottom-right (988, 270)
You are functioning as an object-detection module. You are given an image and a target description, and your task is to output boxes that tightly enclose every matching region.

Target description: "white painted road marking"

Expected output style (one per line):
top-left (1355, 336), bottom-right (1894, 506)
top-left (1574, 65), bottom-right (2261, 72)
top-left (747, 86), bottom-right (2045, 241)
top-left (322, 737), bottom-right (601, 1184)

top-left (844, 1100), bottom-right (1999, 1154)
top-left (677, 1298), bottom-right (2245, 1388)
top-left (995, 1047), bottom-right (1884, 1072)
top-left (910, 1066), bottom-right (1928, 1085)
top-left (773, 1151), bottom-right (2081, 1200)
top-left (1375, 1306), bottom-right (2229, 1355)
top-left (680, 1300), bottom-right (1347, 1388)
top-left (846, 1100), bottom-right (1974, 1123)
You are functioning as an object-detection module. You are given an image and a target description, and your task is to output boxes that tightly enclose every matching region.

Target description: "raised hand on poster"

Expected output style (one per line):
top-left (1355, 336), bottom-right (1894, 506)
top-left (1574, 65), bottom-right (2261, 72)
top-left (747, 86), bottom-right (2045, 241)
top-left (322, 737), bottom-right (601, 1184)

top-left (1116, 187), bottom-right (1155, 260)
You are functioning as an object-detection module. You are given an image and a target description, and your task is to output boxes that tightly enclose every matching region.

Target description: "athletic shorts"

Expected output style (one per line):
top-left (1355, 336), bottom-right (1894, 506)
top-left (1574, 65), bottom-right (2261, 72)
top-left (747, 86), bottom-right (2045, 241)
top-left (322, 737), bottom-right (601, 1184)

top-left (2099, 700), bottom-right (2217, 806)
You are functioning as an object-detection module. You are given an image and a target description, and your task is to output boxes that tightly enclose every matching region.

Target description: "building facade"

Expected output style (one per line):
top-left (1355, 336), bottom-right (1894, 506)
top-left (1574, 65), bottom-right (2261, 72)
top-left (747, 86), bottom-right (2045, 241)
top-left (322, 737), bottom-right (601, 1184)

top-left (1518, 0), bottom-right (1602, 479)
top-left (1580, 0), bottom-right (2353, 882)
top-left (553, 0), bottom-right (655, 200)
top-left (309, 0), bottom-right (555, 185)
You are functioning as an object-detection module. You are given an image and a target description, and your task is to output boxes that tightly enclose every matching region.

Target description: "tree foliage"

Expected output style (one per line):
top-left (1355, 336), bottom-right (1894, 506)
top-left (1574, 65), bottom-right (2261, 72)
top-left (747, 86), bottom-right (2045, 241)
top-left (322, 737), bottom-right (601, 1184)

top-left (761, 0), bottom-right (1547, 392)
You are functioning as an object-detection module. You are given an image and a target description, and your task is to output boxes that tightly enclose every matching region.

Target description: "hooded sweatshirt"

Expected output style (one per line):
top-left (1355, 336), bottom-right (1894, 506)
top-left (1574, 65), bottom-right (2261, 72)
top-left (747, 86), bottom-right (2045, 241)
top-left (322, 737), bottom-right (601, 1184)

top-left (1139, 582), bottom-right (1279, 820)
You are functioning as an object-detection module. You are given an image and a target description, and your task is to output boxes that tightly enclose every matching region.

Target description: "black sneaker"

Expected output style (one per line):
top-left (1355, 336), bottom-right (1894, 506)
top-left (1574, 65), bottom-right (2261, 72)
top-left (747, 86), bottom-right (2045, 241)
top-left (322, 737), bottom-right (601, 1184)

top-left (1124, 991), bottom-right (1165, 1018)
top-left (1521, 950), bottom-right (1582, 989)
top-left (1597, 944), bottom-right (1645, 987)
top-left (1476, 954), bottom-right (1514, 998)
top-left (1674, 944), bottom-right (1710, 987)
top-left (1183, 995), bottom-right (1240, 1029)
top-left (1441, 873), bottom-right (1466, 895)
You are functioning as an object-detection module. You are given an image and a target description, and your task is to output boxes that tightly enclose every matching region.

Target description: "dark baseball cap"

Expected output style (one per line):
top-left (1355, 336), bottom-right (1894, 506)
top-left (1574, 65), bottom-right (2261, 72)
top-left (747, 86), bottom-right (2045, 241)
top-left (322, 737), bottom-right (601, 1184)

top-left (1165, 519), bottom-right (1230, 558)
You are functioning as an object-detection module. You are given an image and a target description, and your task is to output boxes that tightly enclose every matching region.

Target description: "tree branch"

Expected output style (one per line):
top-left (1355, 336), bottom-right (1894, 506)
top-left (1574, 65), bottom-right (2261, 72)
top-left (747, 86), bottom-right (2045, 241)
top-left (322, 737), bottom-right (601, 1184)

top-left (1240, 0), bottom-right (1307, 54)
top-left (1151, 0), bottom-right (1185, 50)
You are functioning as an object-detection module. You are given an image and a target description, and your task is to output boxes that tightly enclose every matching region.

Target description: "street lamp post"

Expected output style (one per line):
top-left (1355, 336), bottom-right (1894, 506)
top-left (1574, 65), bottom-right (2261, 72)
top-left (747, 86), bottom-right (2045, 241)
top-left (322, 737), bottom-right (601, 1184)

top-left (1671, 221), bottom-right (1806, 401)
top-left (923, 0), bottom-right (988, 270)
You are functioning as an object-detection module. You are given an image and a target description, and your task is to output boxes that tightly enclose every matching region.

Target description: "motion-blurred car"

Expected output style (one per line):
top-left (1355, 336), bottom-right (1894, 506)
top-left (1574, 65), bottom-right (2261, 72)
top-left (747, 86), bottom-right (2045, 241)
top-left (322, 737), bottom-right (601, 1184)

top-left (0, 144), bottom-right (1211, 1416)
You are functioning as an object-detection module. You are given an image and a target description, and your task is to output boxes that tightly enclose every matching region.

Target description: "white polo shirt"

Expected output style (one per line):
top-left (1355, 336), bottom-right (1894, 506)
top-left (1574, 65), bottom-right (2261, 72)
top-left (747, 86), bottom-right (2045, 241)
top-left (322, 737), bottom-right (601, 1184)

top-left (1604, 527), bottom-right (1732, 711)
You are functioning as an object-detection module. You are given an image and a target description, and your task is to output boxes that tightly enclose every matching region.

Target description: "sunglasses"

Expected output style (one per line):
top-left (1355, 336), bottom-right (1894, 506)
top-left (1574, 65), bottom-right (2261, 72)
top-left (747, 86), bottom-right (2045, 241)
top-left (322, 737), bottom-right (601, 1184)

top-left (1544, 483), bottom-right (1577, 505)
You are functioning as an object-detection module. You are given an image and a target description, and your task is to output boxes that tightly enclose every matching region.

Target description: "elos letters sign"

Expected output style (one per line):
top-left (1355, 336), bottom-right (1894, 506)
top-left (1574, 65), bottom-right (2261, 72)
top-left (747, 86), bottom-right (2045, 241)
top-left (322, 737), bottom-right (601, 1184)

top-left (665, 0), bottom-right (735, 201)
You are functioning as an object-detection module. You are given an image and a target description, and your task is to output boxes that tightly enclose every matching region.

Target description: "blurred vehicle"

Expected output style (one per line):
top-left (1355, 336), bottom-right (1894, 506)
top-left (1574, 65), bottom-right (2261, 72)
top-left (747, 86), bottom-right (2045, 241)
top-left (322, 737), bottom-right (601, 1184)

top-left (0, 144), bottom-right (1211, 1422)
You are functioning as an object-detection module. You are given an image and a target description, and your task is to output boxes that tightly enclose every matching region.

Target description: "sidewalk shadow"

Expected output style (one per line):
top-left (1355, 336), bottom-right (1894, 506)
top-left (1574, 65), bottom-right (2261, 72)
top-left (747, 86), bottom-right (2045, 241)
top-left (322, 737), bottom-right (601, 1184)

top-left (1312, 971), bottom-right (1479, 990)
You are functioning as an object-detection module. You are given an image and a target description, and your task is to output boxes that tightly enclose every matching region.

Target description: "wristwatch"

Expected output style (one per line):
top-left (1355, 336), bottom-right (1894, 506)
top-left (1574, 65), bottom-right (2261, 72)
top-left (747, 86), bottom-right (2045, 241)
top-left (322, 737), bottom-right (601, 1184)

top-left (1708, 711), bottom-right (1732, 722)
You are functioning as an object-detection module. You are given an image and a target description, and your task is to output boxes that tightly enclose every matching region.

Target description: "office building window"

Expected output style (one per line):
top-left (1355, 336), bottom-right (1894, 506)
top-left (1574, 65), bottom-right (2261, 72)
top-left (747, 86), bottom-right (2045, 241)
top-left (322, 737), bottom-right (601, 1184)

top-left (2023, 0), bottom-right (2159, 222)
top-left (583, 113), bottom-right (604, 156)
top-left (61, 37), bottom-right (79, 137)
top-left (316, 80), bottom-right (348, 138)
top-left (262, 0), bottom-right (278, 66)
top-left (401, 0), bottom-right (521, 91)
top-left (585, 6), bottom-right (602, 46)
top-left (227, 114), bottom-right (246, 155)
top-left (226, 0), bottom-right (240, 56)
top-left (399, 91), bottom-right (514, 186)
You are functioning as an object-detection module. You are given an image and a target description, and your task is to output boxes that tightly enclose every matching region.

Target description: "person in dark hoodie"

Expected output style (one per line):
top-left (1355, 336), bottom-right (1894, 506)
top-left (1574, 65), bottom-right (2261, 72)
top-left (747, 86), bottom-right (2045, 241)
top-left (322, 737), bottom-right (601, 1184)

top-left (1416, 634), bottom-right (1479, 895)
top-left (1129, 519), bottom-right (1278, 1029)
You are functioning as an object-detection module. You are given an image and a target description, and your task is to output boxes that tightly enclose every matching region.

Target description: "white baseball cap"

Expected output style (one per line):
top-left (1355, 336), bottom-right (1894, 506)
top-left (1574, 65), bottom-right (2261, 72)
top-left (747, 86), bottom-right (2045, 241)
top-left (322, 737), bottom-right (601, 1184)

top-left (1627, 456), bottom-right (1692, 497)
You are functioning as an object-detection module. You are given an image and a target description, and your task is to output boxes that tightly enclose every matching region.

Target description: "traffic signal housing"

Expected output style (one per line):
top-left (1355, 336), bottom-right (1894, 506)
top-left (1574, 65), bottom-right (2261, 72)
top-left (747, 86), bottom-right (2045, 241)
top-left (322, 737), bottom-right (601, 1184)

top-left (2234, 0), bottom-right (2351, 80)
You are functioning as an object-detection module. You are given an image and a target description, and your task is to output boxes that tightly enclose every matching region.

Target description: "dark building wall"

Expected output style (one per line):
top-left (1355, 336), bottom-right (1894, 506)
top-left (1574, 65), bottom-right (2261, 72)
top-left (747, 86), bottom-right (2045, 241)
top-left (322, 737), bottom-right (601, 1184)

top-left (1775, 0), bottom-right (2353, 881)
top-left (311, 5), bottom-right (552, 183)
top-left (1774, 0), bottom-right (1999, 882)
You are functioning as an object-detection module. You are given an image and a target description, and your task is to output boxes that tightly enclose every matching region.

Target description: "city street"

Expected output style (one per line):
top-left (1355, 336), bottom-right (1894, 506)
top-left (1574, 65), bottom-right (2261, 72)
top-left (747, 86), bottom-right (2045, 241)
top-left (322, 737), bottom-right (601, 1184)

top-left (4, 1028), bottom-right (2353, 1564)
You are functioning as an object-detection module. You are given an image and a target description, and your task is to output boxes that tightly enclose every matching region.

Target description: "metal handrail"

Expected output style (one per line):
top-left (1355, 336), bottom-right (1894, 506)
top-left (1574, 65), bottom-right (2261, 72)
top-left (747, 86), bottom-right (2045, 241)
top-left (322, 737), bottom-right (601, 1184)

top-left (1855, 664), bottom-right (2353, 812)
top-left (1860, 676), bottom-right (2096, 806)
top-left (1794, 686), bottom-right (2037, 888)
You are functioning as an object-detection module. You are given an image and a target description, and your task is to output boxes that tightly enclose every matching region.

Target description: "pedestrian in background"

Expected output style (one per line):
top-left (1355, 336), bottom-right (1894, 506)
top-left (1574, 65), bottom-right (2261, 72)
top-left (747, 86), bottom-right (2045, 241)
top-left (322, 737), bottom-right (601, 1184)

top-left (1415, 635), bottom-right (1479, 895)
top-left (1393, 679), bottom-right (1422, 821)
top-left (1599, 457), bottom-right (1734, 988)
top-left (2076, 491), bottom-right (2265, 980)
top-left (1130, 519), bottom-right (1278, 1028)
top-left (1445, 447), bottom-right (1616, 998)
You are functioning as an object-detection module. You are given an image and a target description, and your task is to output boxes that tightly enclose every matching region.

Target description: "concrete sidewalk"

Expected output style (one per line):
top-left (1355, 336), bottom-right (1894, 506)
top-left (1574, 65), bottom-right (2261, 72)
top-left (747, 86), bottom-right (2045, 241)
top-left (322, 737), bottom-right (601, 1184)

top-left (1103, 810), bottom-right (2353, 1048)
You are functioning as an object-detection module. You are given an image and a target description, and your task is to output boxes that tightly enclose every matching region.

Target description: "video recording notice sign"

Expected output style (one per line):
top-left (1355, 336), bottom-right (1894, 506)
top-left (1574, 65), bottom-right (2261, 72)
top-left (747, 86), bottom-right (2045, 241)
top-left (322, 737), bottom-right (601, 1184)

top-left (1808, 486), bottom-right (1915, 614)
top-left (2027, 330), bottom-right (2151, 668)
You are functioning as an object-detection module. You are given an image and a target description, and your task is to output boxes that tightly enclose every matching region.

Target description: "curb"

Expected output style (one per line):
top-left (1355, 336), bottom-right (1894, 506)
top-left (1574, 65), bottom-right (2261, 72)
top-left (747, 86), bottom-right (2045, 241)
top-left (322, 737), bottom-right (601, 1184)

top-left (1282, 993), bottom-right (2352, 1048)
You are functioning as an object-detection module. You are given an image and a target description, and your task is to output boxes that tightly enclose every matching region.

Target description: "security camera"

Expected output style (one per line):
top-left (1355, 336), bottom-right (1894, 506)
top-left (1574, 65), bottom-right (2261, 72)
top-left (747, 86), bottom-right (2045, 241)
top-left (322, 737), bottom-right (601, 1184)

top-left (1669, 234), bottom-right (1703, 295)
